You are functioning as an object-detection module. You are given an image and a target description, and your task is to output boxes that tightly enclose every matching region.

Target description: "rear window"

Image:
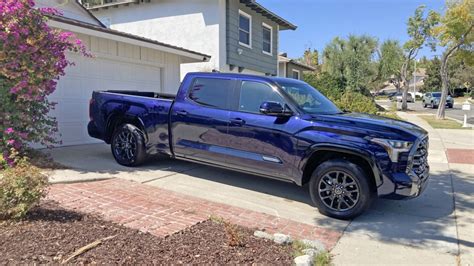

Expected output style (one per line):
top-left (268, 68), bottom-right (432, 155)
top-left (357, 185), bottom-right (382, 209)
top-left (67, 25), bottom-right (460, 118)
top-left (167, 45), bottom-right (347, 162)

top-left (188, 78), bottom-right (233, 109)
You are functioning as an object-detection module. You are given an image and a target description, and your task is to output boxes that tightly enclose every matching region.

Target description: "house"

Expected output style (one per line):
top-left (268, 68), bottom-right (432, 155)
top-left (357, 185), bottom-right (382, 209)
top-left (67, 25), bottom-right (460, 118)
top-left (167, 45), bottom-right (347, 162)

top-left (36, 0), bottom-right (210, 146)
top-left (278, 53), bottom-right (315, 80)
top-left (377, 68), bottom-right (427, 96)
top-left (86, 0), bottom-right (296, 80)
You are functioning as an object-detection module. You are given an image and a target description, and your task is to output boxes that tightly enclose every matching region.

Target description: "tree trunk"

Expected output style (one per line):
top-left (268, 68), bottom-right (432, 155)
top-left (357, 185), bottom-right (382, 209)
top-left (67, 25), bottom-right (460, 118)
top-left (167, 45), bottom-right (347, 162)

top-left (400, 60), bottom-right (409, 111)
top-left (436, 54), bottom-right (449, 119)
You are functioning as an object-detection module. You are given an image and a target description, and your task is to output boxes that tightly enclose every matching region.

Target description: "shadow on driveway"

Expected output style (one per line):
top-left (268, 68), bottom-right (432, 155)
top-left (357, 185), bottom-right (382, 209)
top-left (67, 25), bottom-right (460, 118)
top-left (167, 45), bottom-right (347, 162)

top-left (45, 143), bottom-right (472, 254)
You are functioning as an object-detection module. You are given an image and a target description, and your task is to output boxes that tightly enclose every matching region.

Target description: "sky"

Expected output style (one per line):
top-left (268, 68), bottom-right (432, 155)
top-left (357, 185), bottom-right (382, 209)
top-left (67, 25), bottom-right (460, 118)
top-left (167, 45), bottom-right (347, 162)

top-left (258, 0), bottom-right (446, 60)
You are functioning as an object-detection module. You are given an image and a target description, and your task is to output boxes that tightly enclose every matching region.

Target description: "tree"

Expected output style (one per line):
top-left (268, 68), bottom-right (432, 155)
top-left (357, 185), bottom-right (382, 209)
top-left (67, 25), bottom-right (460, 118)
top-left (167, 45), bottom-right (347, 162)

top-left (0, 0), bottom-right (89, 166)
top-left (435, 0), bottom-right (473, 119)
top-left (422, 57), bottom-right (442, 92)
top-left (301, 48), bottom-right (320, 70)
top-left (400, 6), bottom-right (439, 110)
top-left (322, 35), bottom-right (378, 95)
top-left (378, 40), bottom-right (405, 92)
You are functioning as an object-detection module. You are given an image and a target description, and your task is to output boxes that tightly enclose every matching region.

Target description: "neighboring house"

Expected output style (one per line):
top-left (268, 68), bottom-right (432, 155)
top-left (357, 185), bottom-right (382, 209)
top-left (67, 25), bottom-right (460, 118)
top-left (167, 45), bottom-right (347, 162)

top-left (36, 0), bottom-right (210, 146)
top-left (86, 0), bottom-right (296, 80)
top-left (278, 53), bottom-right (315, 80)
top-left (377, 68), bottom-right (426, 95)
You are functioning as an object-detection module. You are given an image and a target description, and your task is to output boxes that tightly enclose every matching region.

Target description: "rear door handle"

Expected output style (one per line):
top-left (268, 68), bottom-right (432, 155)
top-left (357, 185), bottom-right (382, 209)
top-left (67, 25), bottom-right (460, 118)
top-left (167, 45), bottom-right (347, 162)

top-left (176, 110), bottom-right (188, 116)
top-left (230, 118), bottom-right (245, 126)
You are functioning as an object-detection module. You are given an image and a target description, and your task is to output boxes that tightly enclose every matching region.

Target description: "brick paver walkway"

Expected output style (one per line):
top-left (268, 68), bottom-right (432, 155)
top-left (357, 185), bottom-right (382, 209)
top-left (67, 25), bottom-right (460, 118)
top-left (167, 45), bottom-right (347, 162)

top-left (47, 178), bottom-right (342, 249)
top-left (446, 149), bottom-right (474, 164)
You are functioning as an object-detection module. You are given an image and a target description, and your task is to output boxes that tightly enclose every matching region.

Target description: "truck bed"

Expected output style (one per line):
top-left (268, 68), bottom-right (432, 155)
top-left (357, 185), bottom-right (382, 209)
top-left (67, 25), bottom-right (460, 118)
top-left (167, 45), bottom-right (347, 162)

top-left (106, 90), bottom-right (175, 100)
top-left (88, 90), bottom-right (174, 156)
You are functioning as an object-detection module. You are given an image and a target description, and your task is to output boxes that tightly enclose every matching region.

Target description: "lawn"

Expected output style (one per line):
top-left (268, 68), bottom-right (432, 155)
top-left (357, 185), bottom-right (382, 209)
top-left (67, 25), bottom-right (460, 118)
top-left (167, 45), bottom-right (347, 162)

top-left (419, 115), bottom-right (471, 129)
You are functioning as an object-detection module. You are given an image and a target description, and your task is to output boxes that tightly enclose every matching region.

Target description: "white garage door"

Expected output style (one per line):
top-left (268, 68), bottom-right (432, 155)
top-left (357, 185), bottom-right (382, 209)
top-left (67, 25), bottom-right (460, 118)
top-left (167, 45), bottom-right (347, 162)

top-left (49, 53), bottom-right (162, 146)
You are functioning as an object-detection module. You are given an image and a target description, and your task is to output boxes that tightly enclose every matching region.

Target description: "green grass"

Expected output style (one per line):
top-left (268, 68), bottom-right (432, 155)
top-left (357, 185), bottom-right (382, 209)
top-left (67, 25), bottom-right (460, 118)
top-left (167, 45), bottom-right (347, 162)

top-left (419, 115), bottom-right (471, 129)
top-left (291, 240), bottom-right (332, 266)
top-left (314, 251), bottom-right (332, 266)
top-left (378, 112), bottom-right (403, 120)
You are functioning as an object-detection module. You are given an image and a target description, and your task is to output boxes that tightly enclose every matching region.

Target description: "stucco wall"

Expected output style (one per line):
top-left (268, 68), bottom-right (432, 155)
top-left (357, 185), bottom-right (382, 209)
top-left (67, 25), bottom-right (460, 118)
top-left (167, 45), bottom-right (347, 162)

top-left (94, 0), bottom-right (224, 78)
top-left (226, 0), bottom-right (279, 75)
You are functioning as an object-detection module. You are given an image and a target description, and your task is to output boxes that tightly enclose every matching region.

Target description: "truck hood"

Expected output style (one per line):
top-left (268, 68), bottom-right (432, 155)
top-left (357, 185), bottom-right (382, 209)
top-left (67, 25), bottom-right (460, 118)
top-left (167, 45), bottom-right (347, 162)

top-left (308, 112), bottom-right (427, 141)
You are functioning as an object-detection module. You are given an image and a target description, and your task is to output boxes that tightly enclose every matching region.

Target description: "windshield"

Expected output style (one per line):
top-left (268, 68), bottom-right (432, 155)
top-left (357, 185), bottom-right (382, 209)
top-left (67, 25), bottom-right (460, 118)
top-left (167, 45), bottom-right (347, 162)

top-left (276, 81), bottom-right (341, 115)
top-left (432, 93), bottom-right (441, 97)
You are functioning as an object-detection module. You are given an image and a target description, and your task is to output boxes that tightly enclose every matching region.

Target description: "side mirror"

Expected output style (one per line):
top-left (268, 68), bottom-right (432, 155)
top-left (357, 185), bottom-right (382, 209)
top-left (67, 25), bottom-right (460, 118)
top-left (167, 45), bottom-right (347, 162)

top-left (259, 101), bottom-right (293, 117)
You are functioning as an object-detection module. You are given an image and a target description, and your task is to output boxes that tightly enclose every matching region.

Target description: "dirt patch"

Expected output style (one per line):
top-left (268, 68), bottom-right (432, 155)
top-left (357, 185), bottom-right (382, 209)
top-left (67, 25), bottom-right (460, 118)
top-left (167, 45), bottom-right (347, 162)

top-left (0, 201), bottom-right (293, 264)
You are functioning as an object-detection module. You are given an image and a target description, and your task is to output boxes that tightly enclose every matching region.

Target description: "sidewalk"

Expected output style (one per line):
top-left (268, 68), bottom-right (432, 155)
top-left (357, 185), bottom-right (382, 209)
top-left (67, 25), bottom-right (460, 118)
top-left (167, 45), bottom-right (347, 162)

top-left (332, 112), bottom-right (473, 265)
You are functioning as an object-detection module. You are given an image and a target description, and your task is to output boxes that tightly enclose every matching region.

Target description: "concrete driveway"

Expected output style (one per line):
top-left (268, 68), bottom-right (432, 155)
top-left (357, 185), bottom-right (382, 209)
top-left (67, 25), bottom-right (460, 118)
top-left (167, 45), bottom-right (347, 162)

top-left (46, 137), bottom-right (469, 264)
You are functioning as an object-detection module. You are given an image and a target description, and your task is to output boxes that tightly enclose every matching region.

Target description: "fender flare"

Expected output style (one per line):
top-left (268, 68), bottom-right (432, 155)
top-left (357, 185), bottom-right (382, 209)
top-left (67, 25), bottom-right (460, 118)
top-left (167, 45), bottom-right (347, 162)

top-left (105, 112), bottom-right (147, 143)
top-left (298, 144), bottom-right (382, 187)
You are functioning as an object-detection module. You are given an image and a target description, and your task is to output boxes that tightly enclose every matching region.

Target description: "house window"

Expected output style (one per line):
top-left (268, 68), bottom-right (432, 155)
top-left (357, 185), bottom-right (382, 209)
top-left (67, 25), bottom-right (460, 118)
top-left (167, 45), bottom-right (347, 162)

top-left (239, 10), bottom-right (252, 48)
top-left (262, 23), bottom-right (272, 55)
top-left (292, 70), bottom-right (300, 80)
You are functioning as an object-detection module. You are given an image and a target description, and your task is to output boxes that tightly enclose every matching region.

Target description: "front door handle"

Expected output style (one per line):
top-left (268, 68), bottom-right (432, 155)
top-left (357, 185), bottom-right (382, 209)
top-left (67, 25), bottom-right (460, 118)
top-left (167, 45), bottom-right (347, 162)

top-left (230, 118), bottom-right (245, 126)
top-left (176, 110), bottom-right (188, 116)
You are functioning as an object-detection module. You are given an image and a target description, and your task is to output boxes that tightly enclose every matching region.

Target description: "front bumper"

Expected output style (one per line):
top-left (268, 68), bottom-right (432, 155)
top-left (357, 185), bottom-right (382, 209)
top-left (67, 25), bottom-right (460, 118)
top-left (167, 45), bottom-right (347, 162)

top-left (379, 169), bottom-right (429, 199)
top-left (377, 136), bottom-right (430, 199)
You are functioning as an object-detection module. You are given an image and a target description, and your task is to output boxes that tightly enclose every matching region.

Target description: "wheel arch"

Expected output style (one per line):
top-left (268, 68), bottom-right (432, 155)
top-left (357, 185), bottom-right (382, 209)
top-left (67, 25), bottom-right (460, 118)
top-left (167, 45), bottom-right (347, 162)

top-left (105, 113), bottom-right (147, 144)
top-left (299, 145), bottom-right (381, 192)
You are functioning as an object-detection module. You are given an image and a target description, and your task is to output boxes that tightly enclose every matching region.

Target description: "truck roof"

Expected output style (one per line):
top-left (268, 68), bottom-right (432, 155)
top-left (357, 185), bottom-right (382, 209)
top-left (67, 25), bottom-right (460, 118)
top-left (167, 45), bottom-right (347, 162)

top-left (185, 72), bottom-right (306, 85)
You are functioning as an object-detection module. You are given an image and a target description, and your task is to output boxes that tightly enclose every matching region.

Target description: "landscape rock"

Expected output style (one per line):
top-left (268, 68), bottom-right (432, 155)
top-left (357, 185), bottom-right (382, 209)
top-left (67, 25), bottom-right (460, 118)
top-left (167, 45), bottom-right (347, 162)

top-left (294, 255), bottom-right (312, 266)
top-left (302, 248), bottom-right (320, 258)
top-left (273, 233), bottom-right (292, 245)
top-left (253, 230), bottom-right (274, 240)
top-left (301, 239), bottom-right (326, 252)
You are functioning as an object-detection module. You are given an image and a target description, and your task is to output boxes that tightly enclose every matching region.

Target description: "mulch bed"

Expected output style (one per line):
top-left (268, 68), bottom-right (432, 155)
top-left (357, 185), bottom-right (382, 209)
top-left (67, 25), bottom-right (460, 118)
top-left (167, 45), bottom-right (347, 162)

top-left (0, 201), bottom-right (293, 264)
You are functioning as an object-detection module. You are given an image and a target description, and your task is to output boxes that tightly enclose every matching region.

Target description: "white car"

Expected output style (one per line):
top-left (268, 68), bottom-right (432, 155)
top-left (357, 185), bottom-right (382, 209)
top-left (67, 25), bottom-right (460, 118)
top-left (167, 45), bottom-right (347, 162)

top-left (391, 92), bottom-right (414, 102)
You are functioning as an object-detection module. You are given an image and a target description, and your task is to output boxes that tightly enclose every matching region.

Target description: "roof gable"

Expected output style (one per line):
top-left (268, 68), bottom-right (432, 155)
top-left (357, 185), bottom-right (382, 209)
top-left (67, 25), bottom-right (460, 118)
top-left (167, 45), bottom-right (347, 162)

top-left (36, 0), bottom-right (105, 27)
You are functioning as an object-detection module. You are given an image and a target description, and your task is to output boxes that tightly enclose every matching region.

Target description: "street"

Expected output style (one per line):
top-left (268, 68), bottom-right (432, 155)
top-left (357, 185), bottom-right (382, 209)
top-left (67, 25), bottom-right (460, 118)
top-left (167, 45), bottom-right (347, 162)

top-left (377, 99), bottom-right (474, 124)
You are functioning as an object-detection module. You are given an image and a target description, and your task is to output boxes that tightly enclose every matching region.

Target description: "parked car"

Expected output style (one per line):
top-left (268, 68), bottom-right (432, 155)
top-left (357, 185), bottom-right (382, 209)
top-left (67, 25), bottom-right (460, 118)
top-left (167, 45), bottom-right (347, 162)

top-left (422, 92), bottom-right (454, 108)
top-left (390, 92), bottom-right (414, 102)
top-left (88, 73), bottom-right (430, 220)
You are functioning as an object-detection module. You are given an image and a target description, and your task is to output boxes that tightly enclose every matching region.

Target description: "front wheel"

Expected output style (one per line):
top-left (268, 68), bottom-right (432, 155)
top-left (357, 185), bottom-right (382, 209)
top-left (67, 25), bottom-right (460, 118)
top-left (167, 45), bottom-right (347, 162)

top-left (111, 124), bottom-right (147, 167)
top-left (309, 159), bottom-right (374, 220)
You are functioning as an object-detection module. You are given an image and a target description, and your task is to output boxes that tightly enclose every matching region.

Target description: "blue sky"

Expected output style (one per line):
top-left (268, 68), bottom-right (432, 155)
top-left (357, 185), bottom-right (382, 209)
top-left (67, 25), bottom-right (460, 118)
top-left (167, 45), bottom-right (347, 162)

top-left (258, 0), bottom-right (445, 60)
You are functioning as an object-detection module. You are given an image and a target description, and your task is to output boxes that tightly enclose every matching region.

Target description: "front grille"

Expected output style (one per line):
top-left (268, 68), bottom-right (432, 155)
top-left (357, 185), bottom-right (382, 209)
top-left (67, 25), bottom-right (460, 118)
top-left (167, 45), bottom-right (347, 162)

top-left (409, 137), bottom-right (429, 180)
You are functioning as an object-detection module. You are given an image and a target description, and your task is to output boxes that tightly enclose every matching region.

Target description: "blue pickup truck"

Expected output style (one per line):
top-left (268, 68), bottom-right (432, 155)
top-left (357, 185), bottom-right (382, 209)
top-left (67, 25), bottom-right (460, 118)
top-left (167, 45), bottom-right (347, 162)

top-left (88, 72), bottom-right (429, 219)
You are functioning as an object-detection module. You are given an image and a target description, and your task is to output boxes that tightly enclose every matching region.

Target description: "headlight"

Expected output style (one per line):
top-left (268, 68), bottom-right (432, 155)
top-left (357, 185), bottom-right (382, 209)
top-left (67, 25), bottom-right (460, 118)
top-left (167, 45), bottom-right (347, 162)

top-left (371, 138), bottom-right (413, 162)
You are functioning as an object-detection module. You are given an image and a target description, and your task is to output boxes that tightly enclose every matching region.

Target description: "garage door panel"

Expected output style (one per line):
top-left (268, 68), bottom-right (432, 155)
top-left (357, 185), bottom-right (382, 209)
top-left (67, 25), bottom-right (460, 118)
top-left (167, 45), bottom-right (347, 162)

top-left (52, 52), bottom-right (162, 146)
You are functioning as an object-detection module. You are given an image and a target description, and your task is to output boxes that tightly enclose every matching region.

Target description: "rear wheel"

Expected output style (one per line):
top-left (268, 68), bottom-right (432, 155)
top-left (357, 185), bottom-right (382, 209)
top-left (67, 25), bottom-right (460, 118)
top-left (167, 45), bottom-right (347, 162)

top-left (448, 104), bottom-right (453, 108)
top-left (309, 159), bottom-right (373, 220)
top-left (111, 124), bottom-right (147, 167)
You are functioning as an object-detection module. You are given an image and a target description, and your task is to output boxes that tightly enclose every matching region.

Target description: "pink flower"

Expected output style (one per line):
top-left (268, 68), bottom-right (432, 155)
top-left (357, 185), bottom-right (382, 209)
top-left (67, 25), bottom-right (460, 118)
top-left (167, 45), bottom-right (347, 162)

top-left (6, 139), bottom-right (15, 146)
top-left (4, 128), bottom-right (14, 134)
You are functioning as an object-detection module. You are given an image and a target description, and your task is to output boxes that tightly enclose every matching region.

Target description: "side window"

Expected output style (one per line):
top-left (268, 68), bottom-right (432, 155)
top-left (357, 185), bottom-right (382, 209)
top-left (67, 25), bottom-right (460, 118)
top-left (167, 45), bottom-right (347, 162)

top-left (188, 78), bottom-right (233, 109)
top-left (238, 81), bottom-right (285, 114)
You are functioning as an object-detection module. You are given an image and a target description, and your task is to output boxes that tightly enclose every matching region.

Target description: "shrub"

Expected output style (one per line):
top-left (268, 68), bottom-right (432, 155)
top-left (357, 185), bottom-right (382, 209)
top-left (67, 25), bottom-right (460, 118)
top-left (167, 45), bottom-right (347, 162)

top-left (0, 158), bottom-right (48, 220)
top-left (334, 91), bottom-right (378, 114)
top-left (0, 0), bottom-right (89, 162)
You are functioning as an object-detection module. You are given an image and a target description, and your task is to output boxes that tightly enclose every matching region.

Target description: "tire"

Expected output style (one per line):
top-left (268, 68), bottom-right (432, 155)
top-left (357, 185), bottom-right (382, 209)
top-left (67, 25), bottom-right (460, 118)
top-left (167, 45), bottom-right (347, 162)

top-left (309, 159), bottom-right (373, 220)
top-left (111, 123), bottom-right (147, 167)
top-left (448, 104), bottom-right (453, 108)
top-left (432, 104), bottom-right (438, 109)
top-left (423, 102), bottom-right (427, 108)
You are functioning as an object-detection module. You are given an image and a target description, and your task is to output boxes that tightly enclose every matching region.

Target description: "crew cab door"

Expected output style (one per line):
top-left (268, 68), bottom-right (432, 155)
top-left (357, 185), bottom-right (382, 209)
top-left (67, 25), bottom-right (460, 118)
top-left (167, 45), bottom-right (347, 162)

top-left (170, 77), bottom-right (237, 165)
top-left (225, 80), bottom-right (299, 180)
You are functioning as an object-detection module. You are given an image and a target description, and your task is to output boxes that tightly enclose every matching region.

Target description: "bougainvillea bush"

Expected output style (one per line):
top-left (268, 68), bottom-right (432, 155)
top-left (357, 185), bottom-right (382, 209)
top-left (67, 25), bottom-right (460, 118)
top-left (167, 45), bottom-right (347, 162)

top-left (0, 0), bottom-right (89, 167)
